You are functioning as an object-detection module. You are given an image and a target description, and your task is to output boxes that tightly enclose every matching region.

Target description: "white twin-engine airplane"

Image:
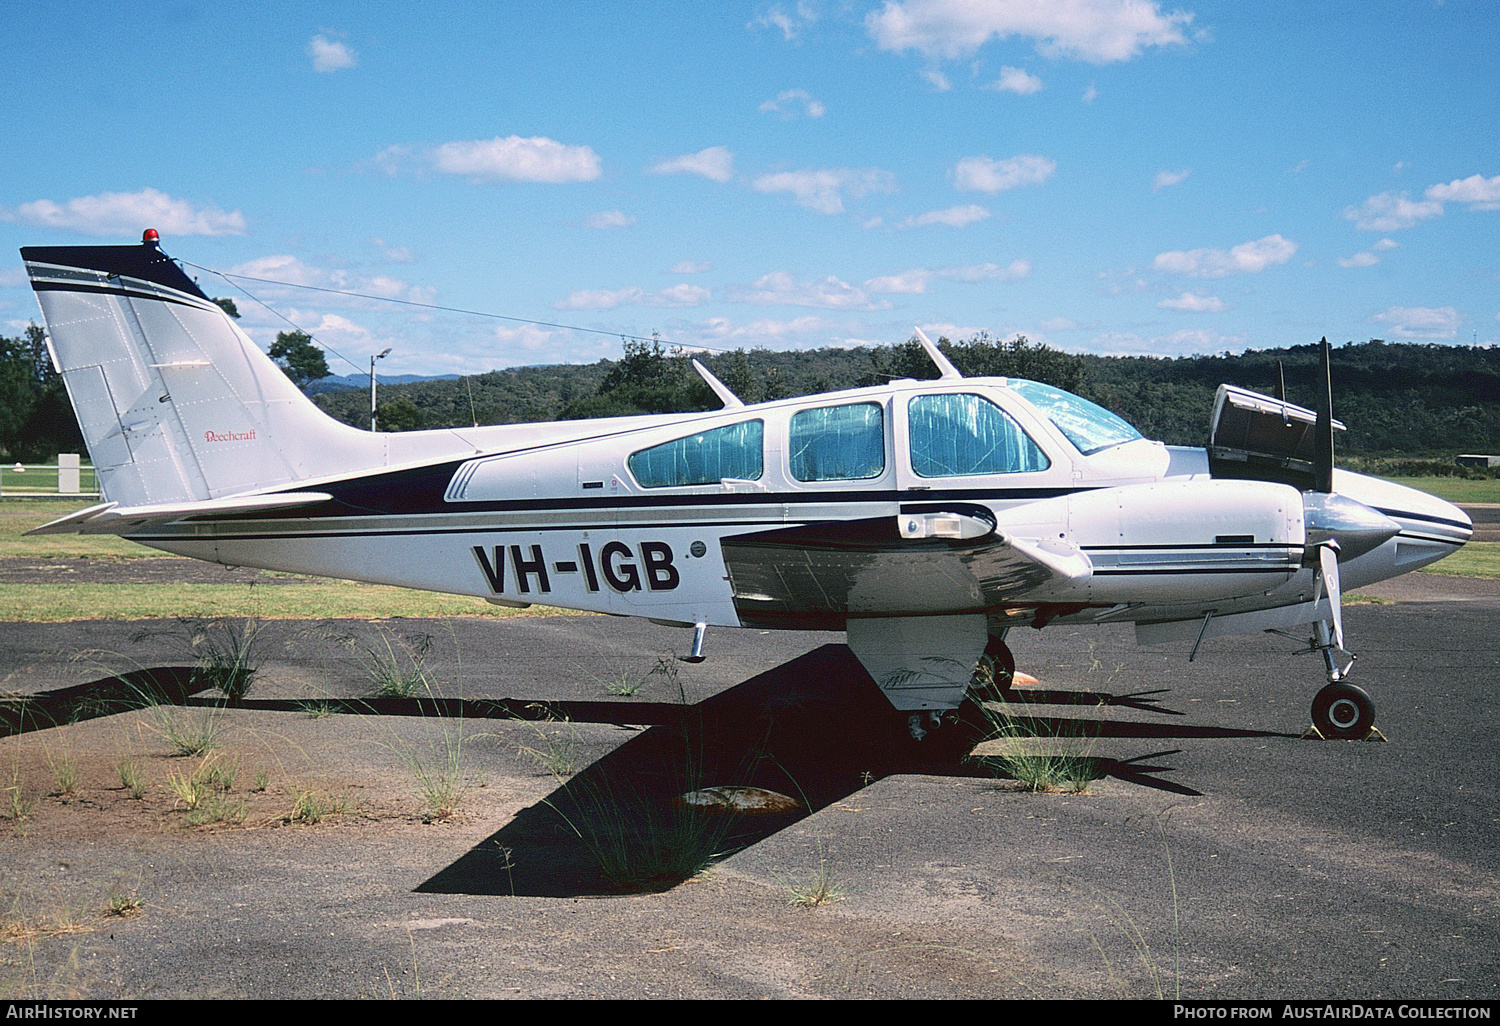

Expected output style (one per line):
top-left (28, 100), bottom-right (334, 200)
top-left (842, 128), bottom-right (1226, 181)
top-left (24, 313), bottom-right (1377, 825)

top-left (21, 233), bottom-right (1472, 741)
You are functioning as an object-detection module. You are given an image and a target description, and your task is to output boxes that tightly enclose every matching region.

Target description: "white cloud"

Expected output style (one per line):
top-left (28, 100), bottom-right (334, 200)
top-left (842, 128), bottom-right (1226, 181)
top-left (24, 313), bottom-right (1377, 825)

top-left (1153, 234), bottom-right (1297, 278)
top-left (554, 284), bottom-right (711, 311)
top-left (1040, 316), bottom-right (1079, 331)
top-left (729, 271), bottom-right (890, 310)
top-left (921, 68), bottom-right (953, 91)
top-left (369, 144), bottom-right (412, 176)
top-left (758, 89), bottom-right (826, 118)
top-left (952, 154), bottom-right (1056, 193)
top-left (692, 315), bottom-right (834, 347)
top-left (1158, 291), bottom-right (1225, 312)
top-left (1425, 173), bottom-right (1500, 210)
top-left (1088, 328), bottom-right (1251, 357)
top-left (1152, 168), bottom-right (1190, 191)
top-left (1337, 252), bottom-right (1379, 269)
top-left (865, 261), bottom-right (1029, 294)
top-left (752, 167), bottom-right (897, 215)
top-left (308, 34), bottom-right (356, 73)
top-left (493, 324), bottom-right (557, 352)
top-left (431, 136), bottom-right (601, 184)
top-left (1371, 305), bottom-right (1460, 340)
top-left (1081, 82), bottom-right (1099, 102)
top-left (371, 238), bottom-right (413, 262)
top-left (227, 255), bottom-right (435, 305)
top-left (1373, 238), bottom-right (1399, 251)
top-left (1343, 191), bottom-right (1442, 231)
top-left (864, 270), bottom-right (932, 295)
top-left (865, 0), bottom-right (1194, 64)
top-left (897, 204), bottom-right (991, 228)
top-left (3, 188), bottom-right (246, 237)
top-left (585, 210), bottom-right (636, 229)
top-left (988, 66), bottom-right (1044, 94)
top-left (942, 260), bottom-right (1030, 282)
top-left (669, 260), bottom-right (712, 274)
top-left (751, 2), bottom-right (819, 41)
top-left (650, 146), bottom-right (735, 183)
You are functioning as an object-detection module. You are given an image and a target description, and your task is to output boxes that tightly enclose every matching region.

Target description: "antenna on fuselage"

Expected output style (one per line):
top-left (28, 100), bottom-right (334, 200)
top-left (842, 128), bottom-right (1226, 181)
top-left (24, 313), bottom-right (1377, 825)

top-left (691, 358), bottom-right (743, 409)
top-left (913, 327), bottom-right (963, 380)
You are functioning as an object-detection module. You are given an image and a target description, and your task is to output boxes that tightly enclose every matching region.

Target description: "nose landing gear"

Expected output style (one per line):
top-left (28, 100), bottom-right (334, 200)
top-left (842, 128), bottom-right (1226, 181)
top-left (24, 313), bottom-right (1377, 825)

top-left (1299, 619), bottom-right (1383, 741)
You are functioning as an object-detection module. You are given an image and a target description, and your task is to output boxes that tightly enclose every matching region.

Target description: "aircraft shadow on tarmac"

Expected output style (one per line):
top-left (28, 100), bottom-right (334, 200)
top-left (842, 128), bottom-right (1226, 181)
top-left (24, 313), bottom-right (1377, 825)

top-left (0, 645), bottom-right (1294, 898)
top-left (413, 644), bottom-right (1293, 899)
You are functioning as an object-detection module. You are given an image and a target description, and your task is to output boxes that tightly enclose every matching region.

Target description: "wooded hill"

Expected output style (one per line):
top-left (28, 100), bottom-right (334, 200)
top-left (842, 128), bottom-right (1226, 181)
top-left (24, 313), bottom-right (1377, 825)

top-left (313, 336), bottom-right (1500, 459)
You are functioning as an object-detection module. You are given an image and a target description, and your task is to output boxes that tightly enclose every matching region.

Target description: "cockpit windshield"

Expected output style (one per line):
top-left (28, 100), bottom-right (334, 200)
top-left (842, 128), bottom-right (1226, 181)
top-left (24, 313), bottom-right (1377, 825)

top-left (1007, 379), bottom-right (1143, 455)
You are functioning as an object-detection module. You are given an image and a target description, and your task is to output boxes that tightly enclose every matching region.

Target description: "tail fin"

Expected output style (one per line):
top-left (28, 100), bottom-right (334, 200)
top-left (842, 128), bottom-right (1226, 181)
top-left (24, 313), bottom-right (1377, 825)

top-left (21, 236), bottom-right (384, 506)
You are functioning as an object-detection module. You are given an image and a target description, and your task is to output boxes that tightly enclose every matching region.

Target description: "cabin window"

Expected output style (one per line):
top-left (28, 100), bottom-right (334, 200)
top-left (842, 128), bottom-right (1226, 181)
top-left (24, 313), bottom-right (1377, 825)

top-left (789, 402), bottom-right (885, 482)
top-left (1007, 379), bottom-right (1142, 455)
top-left (627, 420), bottom-right (764, 488)
top-left (908, 393), bottom-right (1049, 477)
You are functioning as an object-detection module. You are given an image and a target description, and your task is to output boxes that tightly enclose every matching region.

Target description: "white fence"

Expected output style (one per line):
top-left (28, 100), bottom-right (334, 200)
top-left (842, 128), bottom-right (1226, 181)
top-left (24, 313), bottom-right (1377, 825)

top-left (0, 454), bottom-right (100, 497)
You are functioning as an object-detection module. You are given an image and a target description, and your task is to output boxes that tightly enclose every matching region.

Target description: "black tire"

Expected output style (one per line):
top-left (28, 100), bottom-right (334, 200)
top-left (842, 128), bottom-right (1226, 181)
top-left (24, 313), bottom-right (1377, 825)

top-left (972, 636), bottom-right (1017, 701)
top-left (1312, 681), bottom-right (1375, 740)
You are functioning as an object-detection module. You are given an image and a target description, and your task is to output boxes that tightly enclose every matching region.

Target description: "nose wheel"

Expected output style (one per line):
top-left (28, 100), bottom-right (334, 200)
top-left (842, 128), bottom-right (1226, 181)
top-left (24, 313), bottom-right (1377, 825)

top-left (1311, 681), bottom-right (1376, 740)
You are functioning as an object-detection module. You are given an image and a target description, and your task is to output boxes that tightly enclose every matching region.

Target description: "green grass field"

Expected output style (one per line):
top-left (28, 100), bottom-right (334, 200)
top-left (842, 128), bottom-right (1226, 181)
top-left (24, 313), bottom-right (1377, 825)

top-left (1383, 477), bottom-right (1500, 504)
top-left (1419, 541), bottom-right (1499, 579)
top-left (0, 464), bottom-right (98, 496)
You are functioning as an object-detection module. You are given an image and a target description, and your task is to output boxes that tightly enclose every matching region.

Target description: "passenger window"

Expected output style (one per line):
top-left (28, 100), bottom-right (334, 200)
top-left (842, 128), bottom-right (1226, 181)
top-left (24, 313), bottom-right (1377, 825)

top-left (789, 403), bottom-right (885, 482)
top-left (908, 394), bottom-right (1049, 477)
top-left (628, 420), bottom-right (763, 488)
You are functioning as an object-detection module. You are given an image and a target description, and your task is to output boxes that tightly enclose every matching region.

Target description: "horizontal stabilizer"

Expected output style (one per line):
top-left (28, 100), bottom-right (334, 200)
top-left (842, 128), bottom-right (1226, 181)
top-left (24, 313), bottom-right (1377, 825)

top-left (27, 492), bottom-right (333, 536)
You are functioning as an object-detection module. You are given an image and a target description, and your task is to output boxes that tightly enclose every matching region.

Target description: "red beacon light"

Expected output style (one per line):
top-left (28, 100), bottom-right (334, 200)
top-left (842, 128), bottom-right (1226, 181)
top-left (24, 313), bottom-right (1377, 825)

top-left (142, 228), bottom-right (160, 246)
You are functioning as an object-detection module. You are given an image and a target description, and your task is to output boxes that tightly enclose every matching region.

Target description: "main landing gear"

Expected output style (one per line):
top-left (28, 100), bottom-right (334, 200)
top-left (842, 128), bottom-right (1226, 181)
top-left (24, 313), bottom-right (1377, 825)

top-left (971, 633), bottom-right (1017, 702)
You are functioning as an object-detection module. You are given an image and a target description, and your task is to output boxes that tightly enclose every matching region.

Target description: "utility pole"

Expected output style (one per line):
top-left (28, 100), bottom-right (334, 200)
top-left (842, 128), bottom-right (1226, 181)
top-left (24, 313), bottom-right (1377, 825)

top-left (370, 348), bottom-right (391, 431)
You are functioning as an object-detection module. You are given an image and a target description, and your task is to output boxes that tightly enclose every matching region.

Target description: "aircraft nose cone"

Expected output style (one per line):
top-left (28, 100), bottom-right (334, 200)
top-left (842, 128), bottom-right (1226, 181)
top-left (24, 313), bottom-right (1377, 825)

top-left (1303, 492), bottom-right (1402, 562)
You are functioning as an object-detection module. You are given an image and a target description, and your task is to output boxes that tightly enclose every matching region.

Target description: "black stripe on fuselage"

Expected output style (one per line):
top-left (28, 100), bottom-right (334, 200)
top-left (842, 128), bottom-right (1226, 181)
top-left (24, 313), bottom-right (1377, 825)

top-left (204, 476), bottom-right (1089, 523)
top-left (30, 280), bottom-right (205, 309)
top-left (1394, 530), bottom-right (1466, 547)
top-left (1374, 506), bottom-right (1473, 531)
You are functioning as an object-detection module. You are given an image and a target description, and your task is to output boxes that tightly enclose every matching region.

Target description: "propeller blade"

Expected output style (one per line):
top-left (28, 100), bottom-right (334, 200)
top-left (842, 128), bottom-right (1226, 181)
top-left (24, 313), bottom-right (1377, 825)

top-left (1318, 542), bottom-right (1345, 652)
top-left (1313, 338), bottom-right (1335, 493)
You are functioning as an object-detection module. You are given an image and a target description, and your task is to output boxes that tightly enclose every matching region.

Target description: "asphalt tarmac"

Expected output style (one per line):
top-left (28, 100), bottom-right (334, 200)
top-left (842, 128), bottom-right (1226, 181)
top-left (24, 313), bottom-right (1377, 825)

top-left (0, 578), bottom-right (1496, 999)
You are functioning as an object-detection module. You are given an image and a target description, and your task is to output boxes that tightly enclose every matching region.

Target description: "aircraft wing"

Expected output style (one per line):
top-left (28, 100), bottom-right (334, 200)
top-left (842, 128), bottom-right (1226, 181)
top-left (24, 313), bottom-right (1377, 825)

top-left (26, 492), bottom-right (334, 536)
top-left (721, 507), bottom-right (1092, 627)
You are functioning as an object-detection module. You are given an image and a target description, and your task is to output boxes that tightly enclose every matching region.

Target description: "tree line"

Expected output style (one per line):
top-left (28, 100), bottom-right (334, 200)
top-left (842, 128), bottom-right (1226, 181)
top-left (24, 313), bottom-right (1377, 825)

top-left (3, 320), bottom-right (1497, 461)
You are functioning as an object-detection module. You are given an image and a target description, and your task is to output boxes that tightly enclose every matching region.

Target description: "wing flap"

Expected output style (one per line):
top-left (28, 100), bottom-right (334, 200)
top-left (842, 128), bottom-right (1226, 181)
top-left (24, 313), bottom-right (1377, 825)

top-left (721, 513), bottom-right (1092, 627)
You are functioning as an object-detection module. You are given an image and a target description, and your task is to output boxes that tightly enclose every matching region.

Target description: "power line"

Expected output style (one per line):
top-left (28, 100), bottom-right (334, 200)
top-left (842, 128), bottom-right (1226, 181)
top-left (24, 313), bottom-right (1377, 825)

top-left (181, 260), bottom-right (744, 373)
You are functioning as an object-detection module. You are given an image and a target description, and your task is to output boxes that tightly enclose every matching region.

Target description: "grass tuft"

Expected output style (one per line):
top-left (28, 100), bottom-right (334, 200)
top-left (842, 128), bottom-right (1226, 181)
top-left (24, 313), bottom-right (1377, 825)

top-left (102, 894), bottom-right (143, 918)
top-left (4, 768), bottom-right (34, 821)
top-left (967, 703), bottom-right (1099, 794)
top-left (115, 755), bottom-right (146, 799)
top-left (327, 627), bottom-right (435, 699)
top-left (132, 617), bottom-right (262, 702)
top-left (783, 858), bottom-right (846, 908)
top-left (47, 754), bottom-right (80, 798)
top-left (142, 701), bottom-right (226, 758)
top-left (287, 787), bottom-right (353, 825)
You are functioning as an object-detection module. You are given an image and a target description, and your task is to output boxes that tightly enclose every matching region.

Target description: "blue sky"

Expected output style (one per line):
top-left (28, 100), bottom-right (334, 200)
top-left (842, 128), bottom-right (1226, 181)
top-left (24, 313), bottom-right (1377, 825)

top-left (1, 1), bottom-right (1496, 377)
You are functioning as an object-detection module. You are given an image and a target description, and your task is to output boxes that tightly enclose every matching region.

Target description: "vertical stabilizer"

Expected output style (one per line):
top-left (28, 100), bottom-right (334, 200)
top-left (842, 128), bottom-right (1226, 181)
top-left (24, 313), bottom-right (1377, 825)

top-left (21, 237), bottom-right (384, 506)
